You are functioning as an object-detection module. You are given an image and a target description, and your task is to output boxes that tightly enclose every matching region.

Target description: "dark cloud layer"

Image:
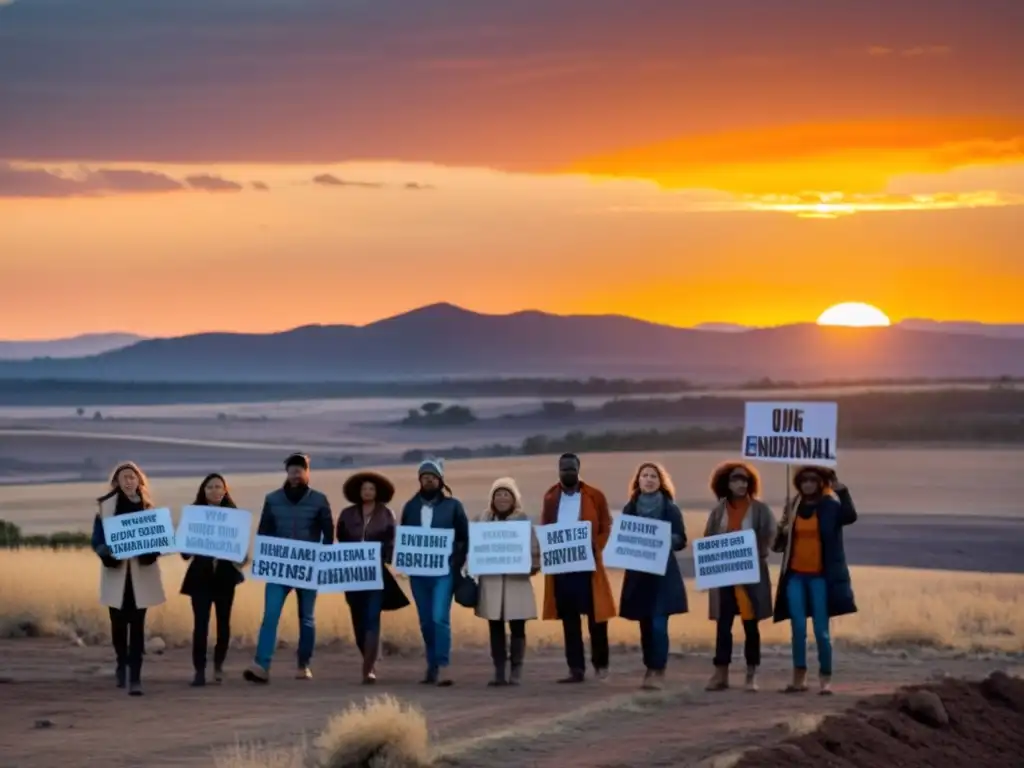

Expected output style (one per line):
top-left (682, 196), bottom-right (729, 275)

top-left (312, 174), bottom-right (383, 189)
top-left (0, 161), bottom-right (248, 198)
top-left (0, 0), bottom-right (1021, 168)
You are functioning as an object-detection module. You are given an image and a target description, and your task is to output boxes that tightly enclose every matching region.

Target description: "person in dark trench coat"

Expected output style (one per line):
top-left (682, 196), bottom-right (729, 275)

top-left (617, 461), bottom-right (688, 690)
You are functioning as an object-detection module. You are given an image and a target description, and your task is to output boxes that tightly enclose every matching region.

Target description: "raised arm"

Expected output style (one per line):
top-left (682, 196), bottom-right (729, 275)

top-left (835, 486), bottom-right (858, 526)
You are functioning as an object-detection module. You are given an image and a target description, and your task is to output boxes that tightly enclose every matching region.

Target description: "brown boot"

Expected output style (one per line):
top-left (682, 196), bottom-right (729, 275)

top-left (819, 674), bottom-right (833, 695)
top-left (745, 665), bottom-right (759, 692)
top-left (705, 665), bottom-right (729, 691)
top-left (643, 669), bottom-right (665, 690)
top-left (783, 668), bottom-right (809, 693)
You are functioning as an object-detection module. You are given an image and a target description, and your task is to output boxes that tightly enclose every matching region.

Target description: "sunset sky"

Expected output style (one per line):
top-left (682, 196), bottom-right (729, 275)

top-left (2, 0), bottom-right (1023, 338)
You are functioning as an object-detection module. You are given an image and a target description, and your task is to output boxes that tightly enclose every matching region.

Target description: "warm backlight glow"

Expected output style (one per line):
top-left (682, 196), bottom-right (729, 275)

top-left (817, 302), bottom-right (891, 327)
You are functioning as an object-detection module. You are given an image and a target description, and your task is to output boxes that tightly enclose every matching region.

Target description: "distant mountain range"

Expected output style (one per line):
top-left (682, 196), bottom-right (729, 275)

top-left (0, 333), bottom-right (145, 361)
top-left (0, 305), bottom-right (1022, 382)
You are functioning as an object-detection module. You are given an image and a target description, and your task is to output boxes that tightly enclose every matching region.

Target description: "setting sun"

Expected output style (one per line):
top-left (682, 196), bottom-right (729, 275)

top-left (817, 302), bottom-right (892, 327)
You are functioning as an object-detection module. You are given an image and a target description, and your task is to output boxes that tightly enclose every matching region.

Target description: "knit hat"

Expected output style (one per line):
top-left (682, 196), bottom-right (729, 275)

top-left (284, 453), bottom-right (310, 470)
top-left (417, 457), bottom-right (444, 479)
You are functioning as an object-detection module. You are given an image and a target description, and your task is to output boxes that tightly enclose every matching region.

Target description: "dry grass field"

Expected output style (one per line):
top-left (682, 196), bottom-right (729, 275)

top-left (2, 449), bottom-right (1022, 767)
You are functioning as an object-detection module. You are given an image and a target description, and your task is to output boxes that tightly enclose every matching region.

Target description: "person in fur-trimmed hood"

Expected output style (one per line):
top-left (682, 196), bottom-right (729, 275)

top-left (90, 461), bottom-right (167, 696)
top-left (474, 477), bottom-right (540, 686)
top-left (772, 464), bottom-right (857, 695)
top-left (702, 461), bottom-right (777, 693)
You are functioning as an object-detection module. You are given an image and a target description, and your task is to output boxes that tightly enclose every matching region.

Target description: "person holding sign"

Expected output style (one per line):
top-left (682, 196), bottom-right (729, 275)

top-left (336, 470), bottom-right (410, 685)
top-left (617, 462), bottom-right (688, 690)
top-left (540, 453), bottom-right (616, 684)
top-left (244, 453), bottom-right (334, 685)
top-left (179, 473), bottom-right (246, 687)
top-left (399, 458), bottom-right (469, 686)
top-left (474, 477), bottom-right (540, 687)
top-left (703, 462), bottom-right (777, 693)
top-left (89, 461), bottom-right (166, 696)
top-left (772, 465), bottom-right (858, 695)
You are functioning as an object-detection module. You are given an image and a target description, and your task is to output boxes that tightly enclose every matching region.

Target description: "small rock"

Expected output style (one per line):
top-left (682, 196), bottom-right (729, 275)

top-left (147, 636), bottom-right (166, 655)
top-left (901, 690), bottom-right (949, 727)
top-left (34, 719), bottom-right (55, 729)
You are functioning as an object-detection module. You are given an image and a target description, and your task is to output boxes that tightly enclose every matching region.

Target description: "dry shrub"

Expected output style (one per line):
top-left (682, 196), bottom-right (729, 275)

top-left (315, 695), bottom-right (430, 768)
top-left (214, 742), bottom-right (308, 768)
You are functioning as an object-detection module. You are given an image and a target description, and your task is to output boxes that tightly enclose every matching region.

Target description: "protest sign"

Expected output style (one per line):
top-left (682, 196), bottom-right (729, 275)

top-left (742, 401), bottom-right (838, 466)
top-left (467, 520), bottom-right (533, 576)
top-left (392, 526), bottom-right (454, 577)
top-left (317, 542), bottom-right (383, 593)
top-left (535, 521), bottom-right (595, 575)
top-left (103, 507), bottom-right (177, 560)
top-left (248, 535), bottom-right (320, 590)
top-left (693, 530), bottom-right (760, 590)
top-left (175, 505), bottom-right (252, 563)
top-left (602, 515), bottom-right (672, 575)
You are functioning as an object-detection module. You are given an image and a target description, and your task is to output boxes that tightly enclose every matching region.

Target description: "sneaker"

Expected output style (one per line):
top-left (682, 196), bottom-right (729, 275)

top-left (190, 670), bottom-right (206, 687)
top-left (557, 669), bottom-right (585, 684)
top-left (420, 666), bottom-right (439, 685)
top-left (128, 681), bottom-right (143, 696)
top-left (213, 665), bottom-right (224, 684)
top-left (295, 666), bottom-right (312, 680)
top-left (595, 667), bottom-right (609, 681)
top-left (243, 664), bottom-right (270, 684)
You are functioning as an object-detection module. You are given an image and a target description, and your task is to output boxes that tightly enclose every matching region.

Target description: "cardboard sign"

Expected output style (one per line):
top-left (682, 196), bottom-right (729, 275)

top-left (468, 519), bottom-right (532, 576)
top-left (248, 535), bottom-right (319, 590)
top-left (693, 530), bottom-right (760, 590)
top-left (316, 542), bottom-right (383, 593)
top-left (175, 505), bottom-right (252, 563)
top-left (392, 526), bottom-right (454, 577)
top-left (535, 520), bottom-right (595, 575)
top-left (742, 401), bottom-right (838, 466)
top-left (103, 507), bottom-right (177, 560)
top-left (602, 515), bottom-right (672, 575)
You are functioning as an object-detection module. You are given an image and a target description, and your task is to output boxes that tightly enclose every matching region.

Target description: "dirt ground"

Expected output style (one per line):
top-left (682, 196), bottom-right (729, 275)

top-left (0, 639), bottom-right (1018, 768)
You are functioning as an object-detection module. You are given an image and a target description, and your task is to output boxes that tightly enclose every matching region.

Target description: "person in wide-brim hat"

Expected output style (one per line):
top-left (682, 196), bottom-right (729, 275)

top-left (343, 471), bottom-right (395, 506)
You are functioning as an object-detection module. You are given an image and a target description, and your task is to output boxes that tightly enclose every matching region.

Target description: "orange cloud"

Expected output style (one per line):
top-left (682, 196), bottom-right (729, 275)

top-left (566, 117), bottom-right (1024, 196)
top-left (866, 45), bottom-right (952, 58)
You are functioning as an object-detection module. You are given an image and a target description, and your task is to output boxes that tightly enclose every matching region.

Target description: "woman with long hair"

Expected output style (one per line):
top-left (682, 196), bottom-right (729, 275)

top-left (336, 470), bottom-right (410, 684)
top-left (90, 461), bottom-right (166, 696)
top-left (617, 461), bottom-right (687, 690)
top-left (180, 473), bottom-right (245, 687)
top-left (703, 461), bottom-right (777, 693)
top-left (772, 465), bottom-right (858, 695)
top-left (474, 477), bottom-right (539, 686)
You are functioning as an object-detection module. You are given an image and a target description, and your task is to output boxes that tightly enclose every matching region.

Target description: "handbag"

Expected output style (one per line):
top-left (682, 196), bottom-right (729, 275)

top-left (453, 572), bottom-right (479, 608)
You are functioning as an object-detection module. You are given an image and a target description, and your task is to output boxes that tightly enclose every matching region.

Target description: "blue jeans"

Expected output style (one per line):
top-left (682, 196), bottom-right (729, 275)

top-left (639, 614), bottom-right (670, 671)
top-left (409, 573), bottom-right (454, 669)
top-left (786, 573), bottom-right (832, 675)
top-left (254, 583), bottom-right (317, 670)
top-left (348, 589), bottom-right (385, 653)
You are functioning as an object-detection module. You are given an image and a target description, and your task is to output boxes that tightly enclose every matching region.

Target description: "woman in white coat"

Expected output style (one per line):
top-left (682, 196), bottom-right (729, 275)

top-left (474, 477), bottom-right (540, 686)
top-left (90, 461), bottom-right (166, 696)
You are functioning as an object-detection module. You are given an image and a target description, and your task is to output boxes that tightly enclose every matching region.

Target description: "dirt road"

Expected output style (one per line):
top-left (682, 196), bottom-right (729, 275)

top-left (0, 639), bottom-right (1015, 767)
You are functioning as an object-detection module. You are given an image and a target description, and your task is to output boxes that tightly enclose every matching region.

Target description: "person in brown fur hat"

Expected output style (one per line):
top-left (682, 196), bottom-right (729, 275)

top-left (772, 464), bottom-right (858, 695)
top-left (703, 461), bottom-right (777, 693)
top-left (336, 470), bottom-right (410, 684)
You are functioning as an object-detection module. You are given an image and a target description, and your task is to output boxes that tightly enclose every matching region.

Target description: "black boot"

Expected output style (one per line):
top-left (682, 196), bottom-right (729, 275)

top-left (509, 636), bottom-right (526, 686)
top-left (487, 661), bottom-right (507, 687)
top-left (190, 668), bottom-right (206, 687)
top-left (115, 663), bottom-right (127, 689)
top-left (128, 665), bottom-right (143, 696)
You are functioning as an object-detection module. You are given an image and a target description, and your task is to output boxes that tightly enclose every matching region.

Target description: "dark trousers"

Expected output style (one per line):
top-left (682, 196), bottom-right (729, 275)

top-left (639, 615), bottom-right (670, 671)
top-left (488, 619), bottom-right (526, 662)
top-left (561, 613), bottom-right (609, 672)
top-left (109, 607), bottom-right (147, 681)
top-left (713, 587), bottom-right (761, 667)
top-left (190, 591), bottom-right (235, 671)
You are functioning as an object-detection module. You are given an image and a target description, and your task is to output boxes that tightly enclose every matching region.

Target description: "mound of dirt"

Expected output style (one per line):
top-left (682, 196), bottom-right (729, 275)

top-left (736, 671), bottom-right (1024, 768)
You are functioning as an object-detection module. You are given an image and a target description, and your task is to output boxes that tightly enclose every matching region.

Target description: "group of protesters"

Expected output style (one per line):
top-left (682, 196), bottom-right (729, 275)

top-left (91, 451), bottom-right (857, 697)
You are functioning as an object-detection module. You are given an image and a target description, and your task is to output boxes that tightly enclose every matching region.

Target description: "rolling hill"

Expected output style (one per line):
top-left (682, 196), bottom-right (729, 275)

top-left (0, 304), bottom-right (1021, 383)
top-left (0, 333), bottom-right (144, 360)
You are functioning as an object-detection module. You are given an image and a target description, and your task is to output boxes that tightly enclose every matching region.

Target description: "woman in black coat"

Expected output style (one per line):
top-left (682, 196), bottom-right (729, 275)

top-left (180, 473), bottom-right (245, 687)
top-left (617, 461), bottom-right (687, 690)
